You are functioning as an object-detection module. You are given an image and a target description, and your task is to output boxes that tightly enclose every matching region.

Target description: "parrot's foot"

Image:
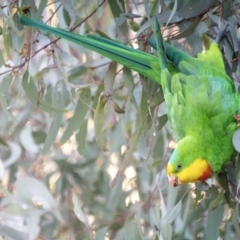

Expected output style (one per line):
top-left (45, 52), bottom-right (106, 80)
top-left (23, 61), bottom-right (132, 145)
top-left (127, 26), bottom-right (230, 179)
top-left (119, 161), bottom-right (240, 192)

top-left (234, 114), bottom-right (240, 127)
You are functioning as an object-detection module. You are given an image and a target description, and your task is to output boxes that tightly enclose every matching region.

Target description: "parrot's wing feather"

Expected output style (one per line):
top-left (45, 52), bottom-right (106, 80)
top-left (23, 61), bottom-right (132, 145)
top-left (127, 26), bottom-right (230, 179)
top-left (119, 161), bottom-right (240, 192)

top-left (148, 38), bottom-right (230, 80)
top-left (147, 38), bottom-right (199, 70)
top-left (197, 43), bottom-right (225, 71)
top-left (20, 16), bottom-right (161, 83)
top-left (163, 69), bottom-right (237, 138)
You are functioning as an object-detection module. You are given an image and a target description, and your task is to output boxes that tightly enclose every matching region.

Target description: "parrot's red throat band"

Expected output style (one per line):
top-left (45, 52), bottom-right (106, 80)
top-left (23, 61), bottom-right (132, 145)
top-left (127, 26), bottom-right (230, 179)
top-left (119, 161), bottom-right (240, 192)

top-left (198, 163), bottom-right (213, 181)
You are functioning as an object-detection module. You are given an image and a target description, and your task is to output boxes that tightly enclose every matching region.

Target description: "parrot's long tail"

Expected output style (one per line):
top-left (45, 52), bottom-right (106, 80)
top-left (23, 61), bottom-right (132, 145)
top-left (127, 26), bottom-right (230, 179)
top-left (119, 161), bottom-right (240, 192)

top-left (20, 15), bottom-right (161, 82)
top-left (147, 38), bottom-right (194, 70)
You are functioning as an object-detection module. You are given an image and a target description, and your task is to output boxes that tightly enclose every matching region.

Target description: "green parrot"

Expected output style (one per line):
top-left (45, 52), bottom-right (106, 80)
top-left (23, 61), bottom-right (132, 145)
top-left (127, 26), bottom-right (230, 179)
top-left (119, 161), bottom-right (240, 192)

top-left (19, 15), bottom-right (239, 186)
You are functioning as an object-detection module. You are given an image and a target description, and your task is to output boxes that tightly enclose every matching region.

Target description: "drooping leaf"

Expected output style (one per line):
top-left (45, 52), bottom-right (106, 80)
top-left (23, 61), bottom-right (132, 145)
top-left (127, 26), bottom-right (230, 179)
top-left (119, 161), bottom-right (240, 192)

top-left (72, 192), bottom-right (86, 223)
top-left (94, 93), bottom-right (108, 151)
top-left (124, 213), bottom-right (142, 240)
top-left (61, 89), bottom-right (90, 144)
top-left (22, 72), bottom-right (65, 113)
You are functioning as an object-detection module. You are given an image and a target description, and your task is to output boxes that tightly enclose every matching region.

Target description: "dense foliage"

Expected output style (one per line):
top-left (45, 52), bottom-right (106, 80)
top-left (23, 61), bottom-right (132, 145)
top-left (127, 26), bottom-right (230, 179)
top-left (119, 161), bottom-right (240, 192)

top-left (0, 0), bottom-right (239, 239)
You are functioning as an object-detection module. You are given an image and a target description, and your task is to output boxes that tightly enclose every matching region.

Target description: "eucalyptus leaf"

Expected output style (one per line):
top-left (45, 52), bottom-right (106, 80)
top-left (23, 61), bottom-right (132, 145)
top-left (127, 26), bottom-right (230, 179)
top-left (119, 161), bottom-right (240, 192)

top-left (232, 128), bottom-right (240, 152)
top-left (22, 72), bottom-right (65, 113)
top-left (162, 199), bottom-right (182, 224)
top-left (14, 177), bottom-right (63, 222)
top-left (59, 0), bottom-right (76, 28)
top-left (205, 205), bottom-right (224, 240)
top-left (72, 193), bottom-right (86, 223)
top-left (60, 89), bottom-right (90, 144)
top-left (124, 214), bottom-right (142, 240)
top-left (94, 93), bottom-right (108, 151)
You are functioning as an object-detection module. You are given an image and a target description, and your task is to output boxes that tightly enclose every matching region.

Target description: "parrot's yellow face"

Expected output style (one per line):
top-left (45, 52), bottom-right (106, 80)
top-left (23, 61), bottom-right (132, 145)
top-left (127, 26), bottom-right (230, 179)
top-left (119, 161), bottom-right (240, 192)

top-left (167, 158), bottom-right (213, 187)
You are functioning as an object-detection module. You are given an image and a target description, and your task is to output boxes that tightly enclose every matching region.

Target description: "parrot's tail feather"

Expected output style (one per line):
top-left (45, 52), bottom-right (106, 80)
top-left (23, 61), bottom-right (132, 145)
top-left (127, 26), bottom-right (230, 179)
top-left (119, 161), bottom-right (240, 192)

top-left (20, 16), bottom-right (161, 82)
top-left (147, 38), bottom-right (198, 71)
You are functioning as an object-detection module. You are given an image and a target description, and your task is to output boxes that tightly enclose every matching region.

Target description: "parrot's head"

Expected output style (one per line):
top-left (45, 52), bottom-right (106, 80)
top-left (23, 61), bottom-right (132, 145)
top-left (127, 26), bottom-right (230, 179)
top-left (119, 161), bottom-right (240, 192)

top-left (167, 136), bottom-right (213, 187)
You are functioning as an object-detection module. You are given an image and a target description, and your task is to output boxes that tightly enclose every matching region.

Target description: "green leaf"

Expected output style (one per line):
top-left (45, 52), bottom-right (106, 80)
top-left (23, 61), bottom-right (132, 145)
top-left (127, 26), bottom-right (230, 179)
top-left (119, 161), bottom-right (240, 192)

top-left (0, 50), bottom-right (4, 66)
top-left (76, 119), bottom-right (88, 155)
top-left (22, 72), bottom-right (65, 113)
top-left (232, 204), bottom-right (240, 238)
top-left (108, 0), bottom-right (128, 36)
top-left (149, 206), bottom-right (161, 238)
top-left (124, 214), bottom-right (142, 240)
top-left (104, 61), bottom-right (117, 93)
top-left (95, 227), bottom-right (108, 240)
top-left (32, 131), bottom-right (47, 144)
top-left (3, 19), bottom-right (12, 57)
top-left (205, 205), bottom-right (224, 240)
top-left (139, 85), bottom-right (150, 131)
top-left (14, 176), bottom-right (63, 222)
top-left (166, 0), bottom-right (178, 27)
top-left (61, 89), bottom-right (91, 144)
top-left (162, 199), bottom-right (182, 224)
top-left (0, 225), bottom-right (28, 240)
top-left (67, 65), bottom-right (88, 81)
top-left (72, 192), bottom-right (86, 223)
top-left (123, 67), bottom-right (139, 111)
top-left (0, 73), bottom-right (15, 120)
top-left (94, 93), bottom-right (108, 151)
top-left (172, 17), bottom-right (201, 40)
top-left (35, 0), bottom-right (47, 20)
top-left (4, 141), bottom-right (22, 168)
top-left (41, 83), bottom-right (64, 154)
top-left (59, 0), bottom-right (76, 28)
top-left (160, 222), bottom-right (172, 240)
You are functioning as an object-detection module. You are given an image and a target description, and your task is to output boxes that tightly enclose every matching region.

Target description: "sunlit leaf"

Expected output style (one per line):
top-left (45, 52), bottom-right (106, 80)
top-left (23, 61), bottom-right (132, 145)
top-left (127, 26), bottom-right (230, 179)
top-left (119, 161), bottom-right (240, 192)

top-left (111, 126), bottom-right (142, 187)
top-left (14, 177), bottom-right (63, 222)
top-left (72, 192), bottom-right (86, 223)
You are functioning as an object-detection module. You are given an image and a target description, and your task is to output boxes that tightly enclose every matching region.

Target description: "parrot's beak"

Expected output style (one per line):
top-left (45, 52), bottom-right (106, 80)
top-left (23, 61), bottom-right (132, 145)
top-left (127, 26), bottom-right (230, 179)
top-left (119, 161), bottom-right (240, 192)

top-left (168, 175), bottom-right (181, 187)
top-left (167, 163), bottom-right (181, 187)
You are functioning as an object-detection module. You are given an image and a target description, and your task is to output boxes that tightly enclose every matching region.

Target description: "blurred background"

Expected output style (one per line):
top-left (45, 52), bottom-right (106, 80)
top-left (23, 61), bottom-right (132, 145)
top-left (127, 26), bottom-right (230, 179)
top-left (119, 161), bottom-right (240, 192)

top-left (0, 0), bottom-right (239, 239)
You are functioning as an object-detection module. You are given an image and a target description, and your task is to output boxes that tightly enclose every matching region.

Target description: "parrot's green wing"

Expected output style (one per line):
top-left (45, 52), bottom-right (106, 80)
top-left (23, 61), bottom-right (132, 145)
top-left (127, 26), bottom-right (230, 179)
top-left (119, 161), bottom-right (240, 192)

top-left (148, 37), bottom-right (236, 139)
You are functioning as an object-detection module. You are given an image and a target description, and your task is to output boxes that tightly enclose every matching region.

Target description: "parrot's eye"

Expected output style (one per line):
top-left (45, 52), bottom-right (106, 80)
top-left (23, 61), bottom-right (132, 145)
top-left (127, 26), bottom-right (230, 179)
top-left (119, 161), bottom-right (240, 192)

top-left (177, 164), bottom-right (182, 170)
